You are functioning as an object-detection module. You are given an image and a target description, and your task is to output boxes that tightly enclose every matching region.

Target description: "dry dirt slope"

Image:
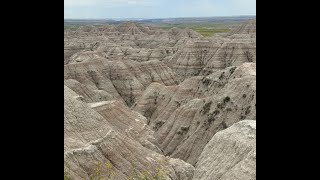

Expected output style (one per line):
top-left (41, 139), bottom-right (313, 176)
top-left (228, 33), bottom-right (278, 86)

top-left (132, 63), bottom-right (256, 165)
top-left (64, 85), bottom-right (195, 180)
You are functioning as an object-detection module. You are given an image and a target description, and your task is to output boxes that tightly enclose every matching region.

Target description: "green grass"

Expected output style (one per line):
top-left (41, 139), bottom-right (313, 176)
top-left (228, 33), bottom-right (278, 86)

top-left (64, 22), bottom-right (233, 37)
top-left (64, 24), bottom-right (80, 30)
top-left (64, 160), bottom-right (166, 180)
top-left (191, 28), bottom-right (229, 37)
top-left (64, 24), bottom-right (105, 31)
top-left (157, 22), bottom-right (233, 37)
top-left (64, 161), bottom-right (70, 180)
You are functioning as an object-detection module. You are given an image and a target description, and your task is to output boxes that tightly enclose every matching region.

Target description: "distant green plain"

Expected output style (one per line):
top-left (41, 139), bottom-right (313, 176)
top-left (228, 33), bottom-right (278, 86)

top-left (191, 28), bottom-right (229, 37)
top-left (64, 24), bottom-right (81, 30)
top-left (157, 23), bottom-right (233, 37)
top-left (64, 22), bottom-right (235, 37)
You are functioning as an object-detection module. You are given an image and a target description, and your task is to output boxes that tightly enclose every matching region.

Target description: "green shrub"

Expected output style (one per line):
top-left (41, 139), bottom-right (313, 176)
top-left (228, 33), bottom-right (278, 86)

top-left (245, 106), bottom-right (251, 115)
top-left (223, 96), bottom-right (230, 103)
top-left (64, 164), bottom-right (70, 180)
top-left (229, 67), bottom-right (237, 75)
top-left (177, 126), bottom-right (190, 135)
top-left (219, 72), bottom-right (224, 80)
top-left (80, 160), bottom-right (166, 180)
top-left (221, 121), bottom-right (228, 129)
top-left (202, 78), bottom-right (211, 86)
top-left (207, 113), bottom-right (216, 124)
top-left (127, 161), bottom-right (166, 180)
top-left (89, 161), bottom-right (113, 180)
top-left (207, 110), bottom-right (219, 124)
top-left (144, 107), bottom-right (155, 121)
top-left (201, 101), bottom-right (212, 115)
top-left (154, 121), bottom-right (165, 131)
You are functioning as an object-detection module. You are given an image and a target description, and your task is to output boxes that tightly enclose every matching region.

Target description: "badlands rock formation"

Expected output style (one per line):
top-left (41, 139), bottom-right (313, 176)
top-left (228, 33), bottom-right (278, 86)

top-left (64, 59), bottom-right (177, 106)
top-left (165, 22), bottom-right (256, 82)
top-left (64, 20), bottom-right (256, 180)
top-left (194, 120), bottom-right (256, 180)
top-left (133, 63), bottom-right (256, 165)
top-left (64, 86), bottom-right (194, 180)
top-left (228, 20), bottom-right (256, 35)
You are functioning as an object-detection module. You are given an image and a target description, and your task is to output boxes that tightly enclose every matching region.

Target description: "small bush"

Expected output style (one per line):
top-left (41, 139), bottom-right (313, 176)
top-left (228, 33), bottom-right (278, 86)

top-left (89, 161), bottom-right (113, 180)
top-left (64, 163), bottom-right (70, 180)
top-left (243, 51), bottom-right (254, 62)
top-left (201, 101), bottom-right (212, 115)
top-left (144, 108), bottom-right (155, 121)
top-left (229, 67), bottom-right (237, 75)
top-left (127, 161), bottom-right (166, 180)
top-left (250, 94), bottom-right (255, 101)
top-left (153, 91), bottom-right (159, 104)
top-left (181, 126), bottom-right (190, 132)
top-left (175, 101), bottom-right (181, 107)
top-left (245, 106), bottom-right (251, 115)
top-left (212, 110), bottom-right (220, 116)
top-left (202, 78), bottom-right (211, 86)
top-left (219, 72), bottom-right (225, 80)
top-left (177, 126), bottom-right (189, 135)
top-left (154, 121), bottom-right (165, 131)
top-left (223, 96), bottom-right (230, 103)
top-left (222, 121), bottom-right (228, 129)
top-left (207, 110), bottom-right (219, 124)
top-left (207, 114), bottom-right (216, 124)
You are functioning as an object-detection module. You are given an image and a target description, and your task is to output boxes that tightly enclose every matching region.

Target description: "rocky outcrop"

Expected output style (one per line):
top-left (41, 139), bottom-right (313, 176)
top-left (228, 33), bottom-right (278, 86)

top-left (89, 100), bottom-right (162, 153)
top-left (64, 59), bottom-right (177, 106)
top-left (164, 32), bottom-right (256, 82)
top-left (193, 120), bottom-right (256, 180)
top-left (164, 39), bottom-right (221, 81)
top-left (201, 38), bottom-right (256, 76)
top-left (64, 22), bottom-right (203, 65)
top-left (64, 79), bottom-right (115, 103)
top-left (115, 21), bottom-right (153, 35)
top-left (64, 86), bottom-right (195, 180)
top-left (228, 19), bottom-right (256, 35)
top-left (133, 63), bottom-right (256, 165)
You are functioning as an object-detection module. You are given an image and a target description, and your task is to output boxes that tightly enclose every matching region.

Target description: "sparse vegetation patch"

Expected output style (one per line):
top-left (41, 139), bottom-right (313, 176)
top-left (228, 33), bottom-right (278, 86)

top-left (201, 101), bottom-right (212, 115)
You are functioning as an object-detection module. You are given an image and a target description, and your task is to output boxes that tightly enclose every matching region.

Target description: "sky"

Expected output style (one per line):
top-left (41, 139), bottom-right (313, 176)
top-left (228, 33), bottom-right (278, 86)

top-left (64, 0), bottom-right (256, 19)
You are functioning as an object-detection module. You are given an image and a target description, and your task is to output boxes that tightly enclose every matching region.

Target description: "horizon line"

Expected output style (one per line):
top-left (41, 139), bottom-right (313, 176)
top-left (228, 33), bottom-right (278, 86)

top-left (64, 15), bottom-right (256, 20)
